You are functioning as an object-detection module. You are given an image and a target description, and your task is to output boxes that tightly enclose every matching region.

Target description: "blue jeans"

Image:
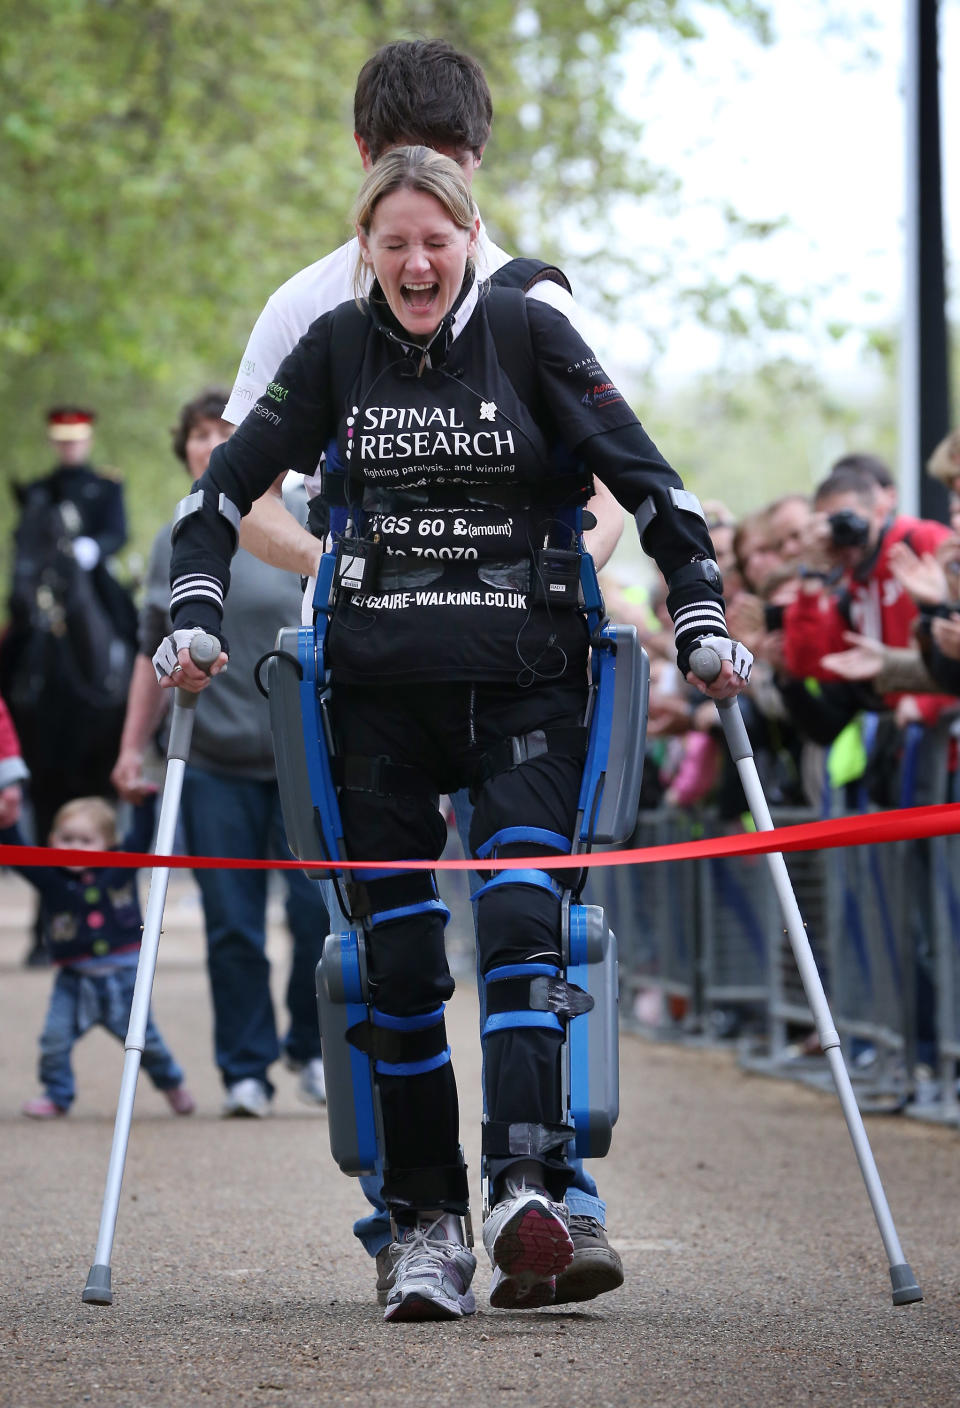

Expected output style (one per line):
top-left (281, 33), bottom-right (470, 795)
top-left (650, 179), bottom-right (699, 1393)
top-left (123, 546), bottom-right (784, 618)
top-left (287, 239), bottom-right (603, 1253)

top-left (39, 965), bottom-right (183, 1109)
top-left (181, 768), bottom-right (329, 1093)
top-left (340, 788), bottom-right (606, 1256)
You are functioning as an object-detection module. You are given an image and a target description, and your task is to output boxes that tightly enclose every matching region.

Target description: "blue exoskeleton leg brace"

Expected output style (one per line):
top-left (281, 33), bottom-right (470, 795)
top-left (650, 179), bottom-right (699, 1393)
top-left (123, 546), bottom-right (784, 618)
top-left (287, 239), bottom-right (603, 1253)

top-left (264, 543), bottom-right (647, 1217)
top-left (470, 840), bottom-right (620, 1211)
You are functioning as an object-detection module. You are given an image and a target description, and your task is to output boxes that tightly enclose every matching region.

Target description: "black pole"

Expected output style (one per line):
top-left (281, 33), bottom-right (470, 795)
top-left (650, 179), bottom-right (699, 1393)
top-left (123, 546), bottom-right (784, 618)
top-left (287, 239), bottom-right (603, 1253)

top-left (914, 0), bottom-right (951, 521)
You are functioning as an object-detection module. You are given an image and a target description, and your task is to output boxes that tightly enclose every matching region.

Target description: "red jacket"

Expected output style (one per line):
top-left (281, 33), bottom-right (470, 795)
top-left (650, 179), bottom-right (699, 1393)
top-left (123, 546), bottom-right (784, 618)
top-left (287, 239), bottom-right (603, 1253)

top-left (0, 694), bottom-right (28, 789)
top-left (782, 515), bottom-right (956, 725)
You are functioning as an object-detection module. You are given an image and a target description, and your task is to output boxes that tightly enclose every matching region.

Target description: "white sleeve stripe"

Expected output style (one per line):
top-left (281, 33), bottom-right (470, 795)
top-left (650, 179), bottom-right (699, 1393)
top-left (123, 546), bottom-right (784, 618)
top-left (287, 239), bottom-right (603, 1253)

top-left (170, 588), bottom-right (223, 611)
top-left (672, 616), bottom-right (726, 639)
top-left (171, 574), bottom-right (222, 590)
top-left (172, 573), bottom-right (224, 592)
top-left (673, 603), bottom-right (725, 628)
top-left (170, 587), bottom-right (224, 608)
top-left (674, 599), bottom-right (725, 616)
top-left (171, 579), bottom-right (224, 608)
top-left (171, 574), bottom-right (224, 601)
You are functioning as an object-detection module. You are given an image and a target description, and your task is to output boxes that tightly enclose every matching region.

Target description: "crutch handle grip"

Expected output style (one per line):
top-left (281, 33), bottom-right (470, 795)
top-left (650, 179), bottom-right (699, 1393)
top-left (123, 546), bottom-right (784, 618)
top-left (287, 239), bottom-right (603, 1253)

top-left (689, 645), bottom-right (736, 711)
top-left (188, 632), bottom-right (222, 673)
top-left (691, 645), bottom-right (750, 748)
top-left (689, 645), bottom-right (722, 682)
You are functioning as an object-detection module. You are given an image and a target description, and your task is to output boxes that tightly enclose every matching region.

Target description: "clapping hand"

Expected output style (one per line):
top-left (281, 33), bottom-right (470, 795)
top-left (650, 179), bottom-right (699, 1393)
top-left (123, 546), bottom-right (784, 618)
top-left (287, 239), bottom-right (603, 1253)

top-left (888, 541), bottom-right (949, 606)
top-left (819, 632), bottom-right (885, 681)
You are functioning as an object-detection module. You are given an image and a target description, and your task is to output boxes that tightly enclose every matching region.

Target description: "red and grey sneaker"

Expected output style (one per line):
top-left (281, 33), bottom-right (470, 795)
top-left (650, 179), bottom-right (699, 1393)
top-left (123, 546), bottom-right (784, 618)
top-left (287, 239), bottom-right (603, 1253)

top-left (482, 1181), bottom-right (573, 1310)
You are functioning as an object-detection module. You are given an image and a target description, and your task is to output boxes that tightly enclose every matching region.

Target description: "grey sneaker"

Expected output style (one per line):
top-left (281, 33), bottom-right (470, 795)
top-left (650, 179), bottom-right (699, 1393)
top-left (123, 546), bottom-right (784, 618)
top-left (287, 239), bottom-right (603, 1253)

top-left (483, 1182), bottom-right (573, 1310)
top-left (553, 1215), bottom-right (624, 1304)
top-left (383, 1214), bottom-right (477, 1323)
top-left (375, 1243), bottom-right (399, 1307)
top-left (222, 1078), bottom-right (272, 1118)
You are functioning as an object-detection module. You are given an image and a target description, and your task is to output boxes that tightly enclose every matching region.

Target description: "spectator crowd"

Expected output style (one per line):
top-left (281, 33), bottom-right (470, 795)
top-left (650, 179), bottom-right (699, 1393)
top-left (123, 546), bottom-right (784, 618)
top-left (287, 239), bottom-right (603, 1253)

top-left (601, 439), bottom-right (960, 825)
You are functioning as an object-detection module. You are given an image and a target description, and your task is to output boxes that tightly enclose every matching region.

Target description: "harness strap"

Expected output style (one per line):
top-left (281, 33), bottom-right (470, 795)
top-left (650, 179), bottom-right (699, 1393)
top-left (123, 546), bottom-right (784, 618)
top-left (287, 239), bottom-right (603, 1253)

top-left (332, 753), bottom-right (437, 798)
top-left (474, 726), bottom-right (588, 790)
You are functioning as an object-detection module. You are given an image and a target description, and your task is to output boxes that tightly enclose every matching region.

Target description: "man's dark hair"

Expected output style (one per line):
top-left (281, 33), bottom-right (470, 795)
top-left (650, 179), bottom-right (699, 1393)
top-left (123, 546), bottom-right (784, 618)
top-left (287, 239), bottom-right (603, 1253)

top-left (828, 453), bottom-right (895, 490)
top-left (171, 389), bottom-right (229, 466)
top-left (805, 456), bottom-right (883, 506)
top-left (354, 39), bottom-right (492, 162)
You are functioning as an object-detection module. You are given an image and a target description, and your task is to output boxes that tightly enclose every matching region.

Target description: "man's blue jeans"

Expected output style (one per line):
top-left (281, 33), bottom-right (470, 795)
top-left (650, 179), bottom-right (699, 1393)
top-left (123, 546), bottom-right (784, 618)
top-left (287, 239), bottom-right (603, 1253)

top-left (331, 788), bottom-right (607, 1256)
top-left (39, 965), bottom-right (183, 1109)
top-left (181, 767), bottom-right (329, 1093)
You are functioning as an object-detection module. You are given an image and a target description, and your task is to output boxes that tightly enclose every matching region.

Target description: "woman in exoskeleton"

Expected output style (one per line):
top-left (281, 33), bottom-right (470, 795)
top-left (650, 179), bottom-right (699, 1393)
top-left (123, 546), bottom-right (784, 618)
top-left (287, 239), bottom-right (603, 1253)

top-left (158, 145), bottom-right (749, 1323)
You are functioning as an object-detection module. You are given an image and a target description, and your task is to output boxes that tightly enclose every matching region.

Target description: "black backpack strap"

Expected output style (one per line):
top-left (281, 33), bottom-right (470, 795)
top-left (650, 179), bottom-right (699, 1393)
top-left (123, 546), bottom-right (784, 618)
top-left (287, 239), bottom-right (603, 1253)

top-left (329, 299), bottom-right (371, 409)
top-left (490, 257), bottom-right (572, 296)
top-left (484, 285), bottom-right (536, 408)
top-left (486, 258), bottom-right (572, 407)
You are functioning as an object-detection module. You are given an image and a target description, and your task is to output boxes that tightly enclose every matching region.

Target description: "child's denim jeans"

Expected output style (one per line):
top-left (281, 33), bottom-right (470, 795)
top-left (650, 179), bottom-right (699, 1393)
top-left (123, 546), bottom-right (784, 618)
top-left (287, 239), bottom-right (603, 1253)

top-left (38, 965), bottom-right (183, 1109)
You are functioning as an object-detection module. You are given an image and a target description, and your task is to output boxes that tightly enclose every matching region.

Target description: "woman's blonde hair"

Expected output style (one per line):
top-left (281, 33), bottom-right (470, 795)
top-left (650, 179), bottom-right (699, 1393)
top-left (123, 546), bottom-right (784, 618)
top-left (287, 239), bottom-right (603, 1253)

top-left (352, 145), bottom-right (476, 301)
top-left (927, 428), bottom-right (960, 488)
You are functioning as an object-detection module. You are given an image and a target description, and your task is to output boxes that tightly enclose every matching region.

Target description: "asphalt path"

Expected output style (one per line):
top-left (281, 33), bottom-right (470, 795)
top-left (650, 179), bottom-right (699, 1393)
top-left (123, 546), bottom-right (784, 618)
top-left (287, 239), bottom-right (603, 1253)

top-left (0, 870), bottom-right (957, 1408)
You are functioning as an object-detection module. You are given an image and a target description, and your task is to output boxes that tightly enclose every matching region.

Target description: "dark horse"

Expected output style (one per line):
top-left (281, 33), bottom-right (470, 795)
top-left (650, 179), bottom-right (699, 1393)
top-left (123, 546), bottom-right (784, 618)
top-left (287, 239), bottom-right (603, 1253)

top-left (0, 488), bottom-right (138, 845)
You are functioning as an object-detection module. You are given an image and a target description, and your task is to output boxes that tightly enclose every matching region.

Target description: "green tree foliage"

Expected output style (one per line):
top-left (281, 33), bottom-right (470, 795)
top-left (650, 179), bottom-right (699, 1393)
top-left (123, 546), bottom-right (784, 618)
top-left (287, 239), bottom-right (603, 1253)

top-left (1, 0), bottom-right (775, 585)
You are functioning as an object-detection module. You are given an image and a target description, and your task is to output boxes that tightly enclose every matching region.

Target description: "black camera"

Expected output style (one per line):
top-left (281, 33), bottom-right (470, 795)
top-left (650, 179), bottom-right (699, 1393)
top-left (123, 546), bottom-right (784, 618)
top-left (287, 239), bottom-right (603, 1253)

top-left (827, 508), bottom-right (870, 549)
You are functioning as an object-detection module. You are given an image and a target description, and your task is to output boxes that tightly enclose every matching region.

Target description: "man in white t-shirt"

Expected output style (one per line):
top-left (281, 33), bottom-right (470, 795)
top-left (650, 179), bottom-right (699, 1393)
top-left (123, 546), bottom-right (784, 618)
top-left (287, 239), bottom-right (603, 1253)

top-left (228, 43), bottom-right (623, 588)
top-left (224, 37), bottom-right (625, 1311)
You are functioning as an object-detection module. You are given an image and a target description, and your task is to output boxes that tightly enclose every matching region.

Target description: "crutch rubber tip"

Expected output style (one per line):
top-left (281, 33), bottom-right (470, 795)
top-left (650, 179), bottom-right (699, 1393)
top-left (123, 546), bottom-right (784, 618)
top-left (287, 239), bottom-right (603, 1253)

top-left (889, 1263), bottom-right (923, 1305)
top-left (82, 1263), bottom-right (113, 1305)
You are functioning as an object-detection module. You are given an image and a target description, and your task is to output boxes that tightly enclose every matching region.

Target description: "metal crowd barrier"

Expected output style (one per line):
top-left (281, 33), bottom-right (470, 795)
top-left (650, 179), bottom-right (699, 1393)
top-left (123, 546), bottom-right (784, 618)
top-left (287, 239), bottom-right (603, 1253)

top-left (929, 832), bottom-right (960, 1124)
top-left (605, 736), bottom-right (959, 1127)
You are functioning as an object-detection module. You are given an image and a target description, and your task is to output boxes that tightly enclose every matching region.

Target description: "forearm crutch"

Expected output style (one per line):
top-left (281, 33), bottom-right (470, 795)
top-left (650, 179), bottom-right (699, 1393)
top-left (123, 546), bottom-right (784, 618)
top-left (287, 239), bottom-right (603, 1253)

top-left (83, 633), bottom-right (221, 1306)
top-left (691, 645), bottom-right (922, 1306)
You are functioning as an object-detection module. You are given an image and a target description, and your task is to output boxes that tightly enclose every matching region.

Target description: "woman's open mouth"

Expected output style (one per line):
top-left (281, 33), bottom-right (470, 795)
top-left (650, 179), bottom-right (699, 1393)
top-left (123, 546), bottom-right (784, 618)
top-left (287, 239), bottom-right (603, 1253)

top-left (401, 282), bottom-right (439, 311)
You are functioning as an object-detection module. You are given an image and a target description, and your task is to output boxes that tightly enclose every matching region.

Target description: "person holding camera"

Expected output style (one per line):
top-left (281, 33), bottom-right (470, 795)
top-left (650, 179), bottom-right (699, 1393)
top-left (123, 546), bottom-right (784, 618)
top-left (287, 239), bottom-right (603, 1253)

top-left (779, 459), bottom-right (957, 726)
top-left (819, 439), bottom-right (960, 698)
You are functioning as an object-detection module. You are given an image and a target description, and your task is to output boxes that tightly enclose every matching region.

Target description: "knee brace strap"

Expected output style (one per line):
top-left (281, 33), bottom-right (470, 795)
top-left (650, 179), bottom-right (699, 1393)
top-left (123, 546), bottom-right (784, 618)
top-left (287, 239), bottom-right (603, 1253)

top-left (471, 869), bottom-right (564, 904)
top-left (346, 871), bottom-right (450, 928)
top-left (367, 897), bottom-right (450, 929)
top-left (347, 1005), bottom-right (450, 1077)
top-left (482, 1120), bottom-right (574, 1161)
top-left (483, 962), bottom-right (593, 1037)
top-left (475, 827), bottom-right (571, 859)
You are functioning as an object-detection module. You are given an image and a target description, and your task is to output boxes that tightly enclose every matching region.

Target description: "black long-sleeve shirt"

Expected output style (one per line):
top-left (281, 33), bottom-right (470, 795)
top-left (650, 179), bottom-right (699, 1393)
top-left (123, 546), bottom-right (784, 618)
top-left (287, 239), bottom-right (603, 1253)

top-left (170, 280), bottom-right (726, 683)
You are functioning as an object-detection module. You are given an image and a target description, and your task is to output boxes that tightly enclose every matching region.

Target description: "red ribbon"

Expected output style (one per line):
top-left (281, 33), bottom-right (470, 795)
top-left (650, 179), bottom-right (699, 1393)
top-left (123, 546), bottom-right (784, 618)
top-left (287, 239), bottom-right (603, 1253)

top-left (3, 803), bottom-right (960, 873)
